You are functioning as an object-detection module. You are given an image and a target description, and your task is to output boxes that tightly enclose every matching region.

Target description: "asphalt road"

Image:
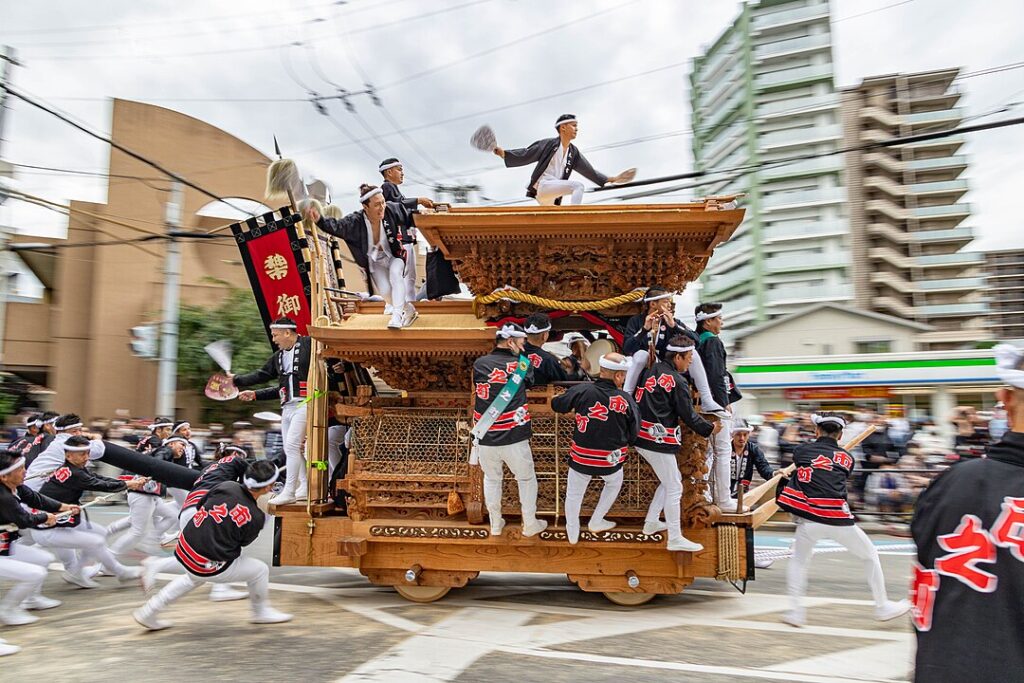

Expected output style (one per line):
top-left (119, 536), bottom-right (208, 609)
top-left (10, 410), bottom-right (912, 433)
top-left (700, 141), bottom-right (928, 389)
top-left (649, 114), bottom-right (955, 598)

top-left (1, 505), bottom-right (916, 683)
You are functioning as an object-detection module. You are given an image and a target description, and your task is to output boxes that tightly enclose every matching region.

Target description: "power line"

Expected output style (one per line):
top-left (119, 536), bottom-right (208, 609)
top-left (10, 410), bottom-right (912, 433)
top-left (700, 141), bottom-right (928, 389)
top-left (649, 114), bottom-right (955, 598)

top-left (595, 115), bottom-right (1024, 200)
top-left (1, 84), bottom-right (254, 216)
top-left (831, 0), bottom-right (916, 23)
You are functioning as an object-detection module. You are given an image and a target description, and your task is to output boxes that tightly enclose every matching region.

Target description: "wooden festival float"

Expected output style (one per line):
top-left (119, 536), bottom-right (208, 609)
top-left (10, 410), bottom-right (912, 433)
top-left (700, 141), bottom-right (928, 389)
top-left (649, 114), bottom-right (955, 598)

top-left (271, 197), bottom-right (780, 605)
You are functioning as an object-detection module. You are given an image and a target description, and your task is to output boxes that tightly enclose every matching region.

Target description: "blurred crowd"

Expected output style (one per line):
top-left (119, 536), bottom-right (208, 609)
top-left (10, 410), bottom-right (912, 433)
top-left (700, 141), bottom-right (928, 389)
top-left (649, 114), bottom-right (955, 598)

top-left (0, 414), bottom-right (283, 466)
top-left (743, 404), bottom-right (1010, 519)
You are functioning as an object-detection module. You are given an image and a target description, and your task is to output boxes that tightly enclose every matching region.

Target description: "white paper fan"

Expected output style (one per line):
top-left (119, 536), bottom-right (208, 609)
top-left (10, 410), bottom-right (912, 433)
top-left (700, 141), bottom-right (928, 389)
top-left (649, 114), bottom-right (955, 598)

top-left (470, 124), bottom-right (497, 152)
top-left (204, 340), bottom-right (233, 374)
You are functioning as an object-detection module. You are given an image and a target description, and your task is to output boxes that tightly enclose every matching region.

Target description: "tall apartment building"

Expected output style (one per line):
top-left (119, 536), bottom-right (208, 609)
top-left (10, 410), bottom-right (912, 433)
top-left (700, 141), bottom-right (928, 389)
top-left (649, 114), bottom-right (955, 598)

top-left (841, 69), bottom-right (988, 350)
top-left (985, 248), bottom-right (1024, 340)
top-left (690, 0), bottom-right (848, 341)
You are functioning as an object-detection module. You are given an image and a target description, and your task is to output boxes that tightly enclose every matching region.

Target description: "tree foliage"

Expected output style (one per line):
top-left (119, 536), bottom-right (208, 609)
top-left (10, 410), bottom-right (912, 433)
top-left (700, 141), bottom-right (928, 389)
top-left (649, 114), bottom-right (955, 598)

top-left (177, 287), bottom-right (273, 423)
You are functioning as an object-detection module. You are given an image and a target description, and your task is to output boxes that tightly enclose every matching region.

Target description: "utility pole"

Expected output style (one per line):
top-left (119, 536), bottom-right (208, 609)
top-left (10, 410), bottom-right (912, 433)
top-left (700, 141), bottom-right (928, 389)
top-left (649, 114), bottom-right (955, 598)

top-left (156, 181), bottom-right (183, 417)
top-left (0, 46), bottom-right (21, 368)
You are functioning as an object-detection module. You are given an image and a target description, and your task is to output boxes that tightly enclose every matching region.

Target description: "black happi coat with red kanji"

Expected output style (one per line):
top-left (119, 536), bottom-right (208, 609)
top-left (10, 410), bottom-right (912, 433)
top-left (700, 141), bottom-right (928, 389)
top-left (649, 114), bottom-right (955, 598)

top-left (776, 436), bottom-right (855, 526)
top-left (175, 481), bottom-right (265, 577)
top-left (551, 378), bottom-right (640, 476)
top-left (472, 347), bottom-right (535, 448)
top-left (181, 453), bottom-right (254, 513)
top-left (910, 431), bottom-right (1024, 683)
top-left (634, 361), bottom-right (713, 454)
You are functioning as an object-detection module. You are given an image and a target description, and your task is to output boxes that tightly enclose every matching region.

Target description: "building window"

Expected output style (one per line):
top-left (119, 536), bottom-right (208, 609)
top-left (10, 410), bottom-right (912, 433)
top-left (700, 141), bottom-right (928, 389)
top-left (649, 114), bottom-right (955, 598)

top-left (855, 340), bottom-right (892, 354)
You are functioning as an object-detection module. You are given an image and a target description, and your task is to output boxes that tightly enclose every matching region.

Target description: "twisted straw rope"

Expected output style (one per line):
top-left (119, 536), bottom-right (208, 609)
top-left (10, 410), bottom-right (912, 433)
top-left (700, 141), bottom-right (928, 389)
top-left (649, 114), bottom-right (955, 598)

top-left (473, 287), bottom-right (646, 316)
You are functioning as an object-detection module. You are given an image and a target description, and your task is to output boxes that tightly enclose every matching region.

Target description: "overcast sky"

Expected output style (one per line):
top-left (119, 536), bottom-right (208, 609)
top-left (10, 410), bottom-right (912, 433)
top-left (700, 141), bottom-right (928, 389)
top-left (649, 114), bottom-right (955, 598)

top-left (2, 0), bottom-right (1023, 254)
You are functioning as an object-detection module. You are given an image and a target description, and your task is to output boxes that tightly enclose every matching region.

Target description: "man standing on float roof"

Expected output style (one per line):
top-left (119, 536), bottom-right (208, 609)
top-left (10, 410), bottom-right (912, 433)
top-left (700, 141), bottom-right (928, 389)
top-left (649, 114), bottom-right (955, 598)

top-left (379, 158), bottom-right (434, 303)
top-left (494, 114), bottom-right (634, 205)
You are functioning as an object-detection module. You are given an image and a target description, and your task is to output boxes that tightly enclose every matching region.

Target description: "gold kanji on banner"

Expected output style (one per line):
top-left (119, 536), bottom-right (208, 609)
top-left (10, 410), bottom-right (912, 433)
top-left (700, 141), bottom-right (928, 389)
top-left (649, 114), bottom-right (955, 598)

top-left (276, 293), bottom-right (301, 317)
top-left (263, 253), bottom-right (289, 280)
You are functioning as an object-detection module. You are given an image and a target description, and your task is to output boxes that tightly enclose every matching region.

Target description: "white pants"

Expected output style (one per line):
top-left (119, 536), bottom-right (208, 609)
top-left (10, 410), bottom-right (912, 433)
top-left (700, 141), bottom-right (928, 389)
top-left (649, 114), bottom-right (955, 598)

top-left (536, 179), bottom-right (584, 205)
top-left (564, 468), bottom-right (623, 542)
top-left (327, 424), bottom-right (347, 475)
top-left (168, 488), bottom-right (187, 507)
top-left (281, 400), bottom-right (308, 496)
top-left (624, 349), bottom-right (723, 413)
top-left (403, 241), bottom-right (418, 302)
top-left (143, 557), bottom-right (271, 617)
top-left (637, 447), bottom-right (685, 543)
top-left (108, 493), bottom-right (178, 555)
top-left (706, 415), bottom-right (732, 504)
top-left (476, 440), bottom-right (540, 527)
top-left (33, 522), bottom-right (130, 578)
top-left (368, 253), bottom-right (408, 313)
top-left (786, 518), bottom-right (889, 620)
top-left (0, 543), bottom-right (54, 610)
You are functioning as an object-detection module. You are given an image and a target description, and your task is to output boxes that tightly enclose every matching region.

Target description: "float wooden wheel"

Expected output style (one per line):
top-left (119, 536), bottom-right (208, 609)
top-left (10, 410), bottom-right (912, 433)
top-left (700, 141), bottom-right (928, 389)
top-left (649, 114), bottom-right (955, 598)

top-left (603, 591), bottom-right (657, 606)
top-left (394, 585), bottom-right (452, 603)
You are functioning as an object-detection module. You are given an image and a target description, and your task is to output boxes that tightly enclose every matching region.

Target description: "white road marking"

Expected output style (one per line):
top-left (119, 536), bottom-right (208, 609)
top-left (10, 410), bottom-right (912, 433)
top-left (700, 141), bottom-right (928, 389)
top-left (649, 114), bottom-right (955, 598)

top-left (764, 640), bottom-right (913, 681)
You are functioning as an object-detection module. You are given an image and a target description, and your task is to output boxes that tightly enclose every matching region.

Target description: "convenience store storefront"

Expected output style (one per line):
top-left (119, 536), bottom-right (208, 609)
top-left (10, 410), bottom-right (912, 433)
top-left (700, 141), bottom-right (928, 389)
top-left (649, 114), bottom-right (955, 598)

top-left (732, 350), bottom-right (1000, 420)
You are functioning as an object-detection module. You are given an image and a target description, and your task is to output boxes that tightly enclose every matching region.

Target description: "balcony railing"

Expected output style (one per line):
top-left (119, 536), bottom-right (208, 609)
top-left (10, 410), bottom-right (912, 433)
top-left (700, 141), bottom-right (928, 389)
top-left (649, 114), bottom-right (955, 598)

top-left (764, 252), bottom-right (847, 272)
top-left (763, 220), bottom-right (847, 241)
top-left (911, 226), bottom-right (974, 242)
top-left (916, 252), bottom-right (985, 266)
top-left (919, 302), bottom-right (989, 316)
top-left (900, 135), bottom-right (965, 150)
top-left (917, 277), bottom-right (986, 291)
top-left (912, 203), bottom-right (971, 218)
top-left (765, 284), bottom-right (853, 302)
top-left (705, 265), bottom-right (755, 294)
top-left (756, 93), bottom-right (837, 118)
top-left (761, 186), bottom-right (845, 209)
top-left (761, 155), bottom-right (842, 180)
top-left (754, 32), bottom-right (831, 60)
top-left (752, 3), bottom-right (830, 31)
top-left (908, 179), bottom-right (968, 195)
top-left (759, 123), bottom-right (841, 148)
top-left (903, 107), bottom-right (963, 125)
top-left (906, 155), bottom-right (968, 171)
top-left (755, 64), bottom-right (834, 91)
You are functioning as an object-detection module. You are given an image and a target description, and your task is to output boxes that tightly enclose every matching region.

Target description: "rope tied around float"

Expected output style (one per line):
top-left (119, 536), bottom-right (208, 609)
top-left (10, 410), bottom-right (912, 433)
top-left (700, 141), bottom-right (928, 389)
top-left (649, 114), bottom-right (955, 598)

top-left (472, 286), bottom-right (646, 316)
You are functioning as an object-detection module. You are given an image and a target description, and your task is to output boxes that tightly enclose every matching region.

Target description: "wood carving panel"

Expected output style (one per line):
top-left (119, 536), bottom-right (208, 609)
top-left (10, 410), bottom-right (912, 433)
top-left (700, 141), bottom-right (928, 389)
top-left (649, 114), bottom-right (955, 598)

top-left (363, 355), bottom-right (475, 392)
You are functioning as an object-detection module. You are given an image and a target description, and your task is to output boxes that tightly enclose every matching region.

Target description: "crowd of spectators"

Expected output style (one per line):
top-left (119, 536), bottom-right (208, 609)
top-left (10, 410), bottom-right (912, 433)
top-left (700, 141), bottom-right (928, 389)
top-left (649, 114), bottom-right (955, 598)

top-left (745, 404), bottom-right (1010, 519)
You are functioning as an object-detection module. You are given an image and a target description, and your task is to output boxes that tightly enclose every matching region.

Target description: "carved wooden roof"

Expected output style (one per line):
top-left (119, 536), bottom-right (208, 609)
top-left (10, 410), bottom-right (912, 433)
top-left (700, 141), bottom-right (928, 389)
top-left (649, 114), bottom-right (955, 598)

top-left (414, 202), bottom-right (744, 305)
top-left (309, 308), bottom-right (494, 392)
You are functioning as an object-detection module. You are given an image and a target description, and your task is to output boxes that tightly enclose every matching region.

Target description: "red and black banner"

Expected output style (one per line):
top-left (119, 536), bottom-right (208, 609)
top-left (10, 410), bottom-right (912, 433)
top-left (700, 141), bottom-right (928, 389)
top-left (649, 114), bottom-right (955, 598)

top-left (232, 208), bottom-right (312, 340)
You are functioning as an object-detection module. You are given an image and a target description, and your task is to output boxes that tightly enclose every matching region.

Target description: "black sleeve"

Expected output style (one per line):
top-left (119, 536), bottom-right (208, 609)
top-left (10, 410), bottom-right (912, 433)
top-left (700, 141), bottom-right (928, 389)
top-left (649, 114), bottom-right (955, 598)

top-left (382, 182), bottom-right (418, 211)
top-left (316, 212), bottom-right (363, 242)
top-left (502, 139), bottom-right (548, 169)
top-left (622, 316), bottom-right (650, 356)
top-left (572, 149), bottom-right (609, 187)
top-left (0, 490), bottom-right (50, 528)
top-left (74, 467), bottom-right (127, 493)
top-left (672, 380), bottom-right (714, 438)
top-left (16, 485), bottom-right (63, 513)
top-left (699, 337), bottom-right (729, 407)
top-left (746, 444), bottom-right (775, 482)
top-left (626, 393), bottom-right (642, 446)
top-left (253, 387), bottom-right (279, 401)
top-left (522, 355), bottom-right (536, 390)
top-left (543, 354), bottom-right (568, 383)
top-left (233, 354), bottom-right (276, 389)
top-left (551, 384), bottom-right (579, 414)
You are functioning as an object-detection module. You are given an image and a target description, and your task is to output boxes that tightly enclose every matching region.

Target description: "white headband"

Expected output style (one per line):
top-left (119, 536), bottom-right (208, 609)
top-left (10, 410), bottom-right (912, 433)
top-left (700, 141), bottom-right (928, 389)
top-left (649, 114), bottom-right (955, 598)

top-left (599, 355), bottom-right (632, 372)
top-left (695, 310), bottom-right (723, 322)
top-left (269, 322), bottom-right (297, 330)
top-left (220, 445), bottom-right (248, 457)
top-left (562, 333), bottom-right (590, 347)
top-left (243, 467), bottom-right (281, 489)
top-left (555, 117), bottom-right (577, 128)
top-left (172, 422), bottom-right (191, 434)
top-left (812, 414), bottom-right (847, 429)
top-left (732, 422), bottom-right (753, 433)
top-left (643, 291), bottom-right (672, 302)
top-left (359, 187), bottom-right (384, 203)
top-left (666, 344), bottom-right (694, 353)
top-left (497, 324), bottom-right (526, 339)
top-left (56, 422), bottom-right (83, 432)
top-left (163, 436), bottom-right (187, 446)
top-left (43, 416), bottom-right (59, 425)
top-left (150, 421), bottom-right (173, 431)
top-left (27, 417), bottom-right (41, 427)
top-left (995, 344), bottom-right (1024, 389)
top-left (524, 323), bottom-right (551, 334)
top-left (63, 444), bottom-right (91, 452)
top-left (0, 457), bottom-right (26, 475)
top-left (378, 160), bottom-right (401, 172)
